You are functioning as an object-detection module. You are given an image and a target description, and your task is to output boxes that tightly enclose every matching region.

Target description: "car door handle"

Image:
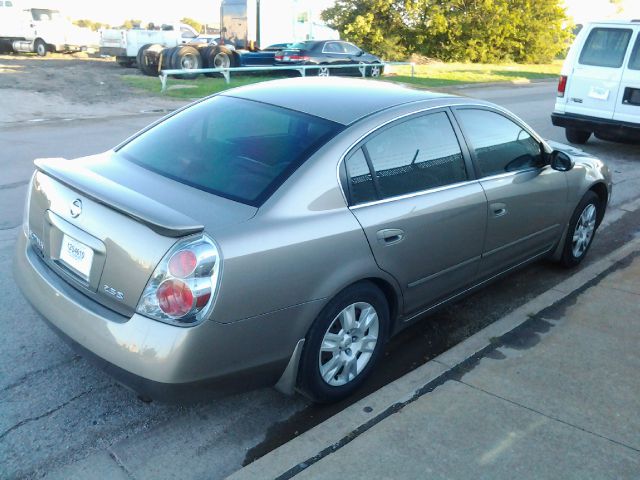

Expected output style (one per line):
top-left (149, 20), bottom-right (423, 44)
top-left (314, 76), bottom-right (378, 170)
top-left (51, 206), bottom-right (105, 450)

top-left (377, 228), bottom-right (405, 246)
top-left (490, 203), bottom-right (508, 218)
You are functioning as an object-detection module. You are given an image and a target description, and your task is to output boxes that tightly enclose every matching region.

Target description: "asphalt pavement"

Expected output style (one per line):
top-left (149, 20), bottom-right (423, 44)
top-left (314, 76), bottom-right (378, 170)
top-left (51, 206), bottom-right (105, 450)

top-left (231, 240), bottom-right (640, 479)
top-left (1, 79), bottom-right (640, 479)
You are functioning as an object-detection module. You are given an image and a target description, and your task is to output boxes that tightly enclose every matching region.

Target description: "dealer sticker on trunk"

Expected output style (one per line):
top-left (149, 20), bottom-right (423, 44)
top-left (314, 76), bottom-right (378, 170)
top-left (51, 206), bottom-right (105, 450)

top-left (59, 234), bottom-right (94, 280)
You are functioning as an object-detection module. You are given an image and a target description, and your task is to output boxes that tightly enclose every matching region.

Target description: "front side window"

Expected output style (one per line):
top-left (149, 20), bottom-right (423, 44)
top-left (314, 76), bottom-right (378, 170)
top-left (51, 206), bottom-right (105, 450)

top-left (579, 27), bottom-right (633, 68)
top-left (348, 111), bottom-right (467, 202)
top-left (117, 96), bottom-right (343, 206)
top-left (456, 109), bottom-right (543, 177)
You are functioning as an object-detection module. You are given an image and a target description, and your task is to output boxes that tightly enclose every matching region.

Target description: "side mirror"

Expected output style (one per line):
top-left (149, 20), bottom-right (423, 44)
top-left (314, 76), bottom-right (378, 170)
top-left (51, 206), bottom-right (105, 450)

top-left (550, 150), bottom-right (574, 171)
top-left (357, 50), bottom-right (364, 56)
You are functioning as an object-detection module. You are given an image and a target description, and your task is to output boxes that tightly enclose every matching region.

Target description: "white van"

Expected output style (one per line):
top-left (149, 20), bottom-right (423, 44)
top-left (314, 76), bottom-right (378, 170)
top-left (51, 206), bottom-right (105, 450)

top-left (552, 20), bottom-right (640, 144)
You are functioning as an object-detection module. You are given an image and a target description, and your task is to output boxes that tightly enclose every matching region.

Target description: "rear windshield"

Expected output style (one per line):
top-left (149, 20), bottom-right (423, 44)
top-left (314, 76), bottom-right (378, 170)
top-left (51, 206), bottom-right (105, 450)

top-left (579, 27), bottom-right (632, 68)
top-left (116, 96), bottom-right (343, 206)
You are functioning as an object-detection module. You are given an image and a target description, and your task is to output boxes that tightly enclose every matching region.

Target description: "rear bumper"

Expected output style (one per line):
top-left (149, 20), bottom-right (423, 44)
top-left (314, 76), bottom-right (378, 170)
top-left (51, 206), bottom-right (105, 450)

top-left (551, 112), bottom-right (640, 136)
top-left (13, 232), bottom-right (318, 402)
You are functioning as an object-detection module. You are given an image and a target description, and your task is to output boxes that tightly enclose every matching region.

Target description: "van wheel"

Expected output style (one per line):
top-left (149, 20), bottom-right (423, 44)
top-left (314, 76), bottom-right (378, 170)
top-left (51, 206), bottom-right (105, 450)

top-left (565, 128), bottom-right (591, 144)
top-left (297, 281), bottom-right (389, 403)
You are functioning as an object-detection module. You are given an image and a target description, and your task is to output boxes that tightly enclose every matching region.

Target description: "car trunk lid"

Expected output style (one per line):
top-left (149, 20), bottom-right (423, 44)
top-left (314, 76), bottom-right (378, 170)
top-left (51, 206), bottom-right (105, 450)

top-left (27, 154), bottom-right (256, 317)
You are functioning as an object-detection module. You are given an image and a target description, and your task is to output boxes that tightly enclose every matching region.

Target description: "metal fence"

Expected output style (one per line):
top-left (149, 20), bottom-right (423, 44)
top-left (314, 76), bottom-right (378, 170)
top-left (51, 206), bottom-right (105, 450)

top-left (158, 62), bottom-right (416, 92)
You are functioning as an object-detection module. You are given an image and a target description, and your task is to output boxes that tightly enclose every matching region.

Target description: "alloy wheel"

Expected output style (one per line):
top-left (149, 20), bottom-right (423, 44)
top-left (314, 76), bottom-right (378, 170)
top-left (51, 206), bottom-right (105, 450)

top-left (318, 302), bottom-right (379, 386)
top-left (572, 203), bottom-right (596, 258)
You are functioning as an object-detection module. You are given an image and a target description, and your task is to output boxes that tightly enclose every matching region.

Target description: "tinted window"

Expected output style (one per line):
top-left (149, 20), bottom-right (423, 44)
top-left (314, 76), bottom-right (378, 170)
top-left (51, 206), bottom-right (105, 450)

top-left (579, 28), bottom-right (632, 68)
top-left (324, 42), bottom-right (344, 53)
top-left (117, 96), bottom-right (342, 206)
top-left (345, 149), bottom-right (376, 204)
top-left (363, 112), bottom-right (467, 199)
top-left (456, 109), bottom-right (543, 177)
top-left (342, 42), bottom-right (361, 55)
top-left (629, 34), bottom-right (640, 70)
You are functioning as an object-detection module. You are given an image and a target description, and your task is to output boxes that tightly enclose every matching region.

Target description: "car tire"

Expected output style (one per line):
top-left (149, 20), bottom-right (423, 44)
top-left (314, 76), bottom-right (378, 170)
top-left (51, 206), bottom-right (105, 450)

top-left (317, 65), bottom-right (331, 77)
top-left (368, 63), bottom-right (383, 78)
top-left (565, 128), bottom-right (591, 144)
top-left (297, 281), bottom-right (389, 403)
top-left (560, 191), bottom-right (601, 268)
top-left (171, 46), bottom-right (202, 79)
top-left (34, 38), bottom-right (48, 57)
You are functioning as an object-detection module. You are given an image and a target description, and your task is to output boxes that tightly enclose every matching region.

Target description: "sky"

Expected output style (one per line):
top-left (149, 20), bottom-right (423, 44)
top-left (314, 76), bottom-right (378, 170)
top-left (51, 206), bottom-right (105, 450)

top-left (27, 0), bottom-right (640, 27)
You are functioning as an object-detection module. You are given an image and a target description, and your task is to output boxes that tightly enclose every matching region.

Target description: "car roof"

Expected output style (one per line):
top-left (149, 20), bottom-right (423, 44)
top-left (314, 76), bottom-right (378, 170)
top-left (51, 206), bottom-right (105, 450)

top-left (220, 77), bottom-right (456, 125)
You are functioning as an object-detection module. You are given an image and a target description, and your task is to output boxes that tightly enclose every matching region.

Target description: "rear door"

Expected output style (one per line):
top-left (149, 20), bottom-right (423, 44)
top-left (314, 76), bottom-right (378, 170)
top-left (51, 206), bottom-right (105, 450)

top-left (565, 25), bottom-right (634, 119)
top-left (345, 109), bottom-right (487, 316)
top-left (613, 26), bottom-right (640, 124)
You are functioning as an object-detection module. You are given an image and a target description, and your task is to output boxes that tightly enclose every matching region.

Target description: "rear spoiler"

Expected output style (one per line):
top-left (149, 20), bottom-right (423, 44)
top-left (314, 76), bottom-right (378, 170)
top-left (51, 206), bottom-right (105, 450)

top-left (34, 158), bottom-right (204, 238)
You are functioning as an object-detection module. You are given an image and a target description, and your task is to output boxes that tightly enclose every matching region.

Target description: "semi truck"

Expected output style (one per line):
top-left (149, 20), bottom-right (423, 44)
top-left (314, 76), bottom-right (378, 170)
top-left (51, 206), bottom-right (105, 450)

top-left (134, 0), bottom-right (339, 77)
top-left (0, 2), bottom-right (96, 56)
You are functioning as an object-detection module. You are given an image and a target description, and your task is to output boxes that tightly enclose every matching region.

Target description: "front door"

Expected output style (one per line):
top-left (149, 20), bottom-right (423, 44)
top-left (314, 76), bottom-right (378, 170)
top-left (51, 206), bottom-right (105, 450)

top-left (345, 110), bottom-right (487, 315)
top-left (453, 107), bottom-right (567, 278)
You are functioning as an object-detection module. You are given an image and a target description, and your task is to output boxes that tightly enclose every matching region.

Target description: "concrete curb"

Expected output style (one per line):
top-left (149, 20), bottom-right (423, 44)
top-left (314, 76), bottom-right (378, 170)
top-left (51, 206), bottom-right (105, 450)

top-left (228, 235), bottom-right (640, 480)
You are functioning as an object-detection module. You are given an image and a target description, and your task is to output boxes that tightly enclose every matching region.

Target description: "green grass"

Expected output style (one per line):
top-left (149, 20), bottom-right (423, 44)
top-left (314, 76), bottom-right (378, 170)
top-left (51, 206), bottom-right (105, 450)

top-left (121, 74), bottom-right (284, 99)
top-left (121, 61), bottom-right (562, 99)
top-left (382, 61), bottom-right (562, 88)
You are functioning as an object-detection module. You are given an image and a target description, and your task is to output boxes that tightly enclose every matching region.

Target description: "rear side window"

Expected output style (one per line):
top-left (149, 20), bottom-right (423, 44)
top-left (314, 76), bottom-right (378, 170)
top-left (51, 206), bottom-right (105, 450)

top-left (346, 111), bottom-right (467, 202)
top-left (456, 109), bottom-right (543, 177)
top-left (629, 35), bottom-right (640, 70)
top-left (579, 27), bottom-right (632, 68)
top-left (117, 96), bottom-right (342, 207)
top-left (345, 149), bottom-right (376, 204)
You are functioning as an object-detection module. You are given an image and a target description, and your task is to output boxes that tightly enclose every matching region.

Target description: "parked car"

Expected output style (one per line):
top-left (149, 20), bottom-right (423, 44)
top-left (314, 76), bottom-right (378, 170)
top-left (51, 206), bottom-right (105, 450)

top-left (15, 78), bottom-right (611, 403)
top-left (552, 20), bottom-right (640, 144)
top-left (275, 40), bottom-right (383, 77)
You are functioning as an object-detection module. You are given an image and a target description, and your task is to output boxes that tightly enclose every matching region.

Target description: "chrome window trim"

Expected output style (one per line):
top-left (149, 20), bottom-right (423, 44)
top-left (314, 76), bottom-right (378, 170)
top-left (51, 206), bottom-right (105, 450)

top-left (349, 179), bottom-right (479, 210)
top-left (335, 101), bottom-right (551, 208)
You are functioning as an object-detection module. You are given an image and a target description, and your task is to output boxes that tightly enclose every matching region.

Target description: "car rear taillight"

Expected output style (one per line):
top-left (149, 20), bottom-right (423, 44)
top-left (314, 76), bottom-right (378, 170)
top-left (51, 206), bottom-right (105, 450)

top-left (557, 75), bottom-right (568, 98)
top-left (290, 55), bottom-right (309, 61)
top-left (136, 234), bottom-right (221, 326)
top-left (275, 54), bottom-right (283, 61)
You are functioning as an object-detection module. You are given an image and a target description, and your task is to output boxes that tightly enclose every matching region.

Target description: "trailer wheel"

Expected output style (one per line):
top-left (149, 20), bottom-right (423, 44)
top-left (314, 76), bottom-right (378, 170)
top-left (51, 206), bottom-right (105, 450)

top-left (171, 46), bottom-right (202, 79)
top-left (137, 44), bottom-right (155, 76)
top-left (34, 39), bottom-right (48, 57)
top-left (203, 46), bottom-right (236, 77)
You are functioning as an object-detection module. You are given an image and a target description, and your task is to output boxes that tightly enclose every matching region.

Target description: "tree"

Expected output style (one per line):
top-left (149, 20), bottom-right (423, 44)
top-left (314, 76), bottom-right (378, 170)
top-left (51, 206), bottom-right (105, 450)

top-left (322, 0), bottom-right (572, 63)
top-left (180, 17), bottom-right (203, 34)
top-left (321, 0), bottom-right (411, 60)
top-left (73, 19), bottom-right (110, 31)
top-left (119, 19), bottom-right (142, 30)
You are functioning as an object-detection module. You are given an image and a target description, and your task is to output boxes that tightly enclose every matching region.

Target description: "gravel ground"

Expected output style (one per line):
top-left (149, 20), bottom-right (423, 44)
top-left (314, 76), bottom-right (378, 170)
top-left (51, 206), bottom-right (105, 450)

top-left (0, 53), bottom-right (185, 123)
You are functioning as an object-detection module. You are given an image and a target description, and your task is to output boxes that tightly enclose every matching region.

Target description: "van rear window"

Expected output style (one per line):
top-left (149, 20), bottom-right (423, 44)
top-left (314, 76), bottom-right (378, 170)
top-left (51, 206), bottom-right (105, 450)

top-left (579, 28), bottom-right (632, 68)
